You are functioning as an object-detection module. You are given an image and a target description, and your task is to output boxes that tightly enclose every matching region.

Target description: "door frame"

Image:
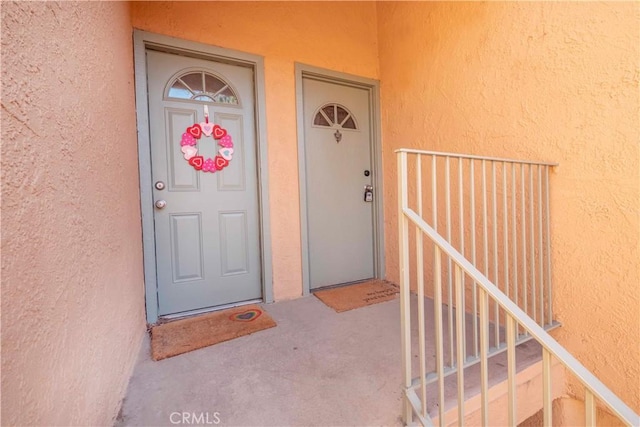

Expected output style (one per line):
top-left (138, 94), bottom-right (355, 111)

top-left (133, 30), bottom-right (273, 324)
top-left (295, 63), bottom-right (385, 295)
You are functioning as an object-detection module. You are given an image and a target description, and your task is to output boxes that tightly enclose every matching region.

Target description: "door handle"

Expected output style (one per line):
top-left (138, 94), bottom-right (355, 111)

top-left (364, 185), bottom-right (373, 202)
top-left (155, 200), bottom-right (167, 209)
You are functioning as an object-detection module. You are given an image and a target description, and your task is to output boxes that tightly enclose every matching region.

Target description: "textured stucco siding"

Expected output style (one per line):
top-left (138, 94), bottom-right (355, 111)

top-left (377, 1), bottom-right (639, 412)
top-left (1, 1), bottom-right (638, 425)
top-left (130, 1), bottom-right (380, 301)
top-left (1, 2), bottom-right (145, 425)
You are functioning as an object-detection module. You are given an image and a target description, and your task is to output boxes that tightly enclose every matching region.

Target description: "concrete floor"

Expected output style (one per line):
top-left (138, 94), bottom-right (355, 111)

top-left (117, 294), bottom-right (542, 427)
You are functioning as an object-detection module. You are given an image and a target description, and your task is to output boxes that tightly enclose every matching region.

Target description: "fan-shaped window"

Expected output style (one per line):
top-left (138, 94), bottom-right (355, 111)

top-left (313, 103), bottom-right (358, 130)
top-left (167, 71), bottom-right (239, 105)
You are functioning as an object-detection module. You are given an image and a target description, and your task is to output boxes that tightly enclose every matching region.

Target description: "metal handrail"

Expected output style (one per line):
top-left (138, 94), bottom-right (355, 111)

top-left (397, 150), bottom-right (638, 426)
top-left (395, 148), bottom-right (559, 167)
top-left (403, 207), bottom-right (639, 425)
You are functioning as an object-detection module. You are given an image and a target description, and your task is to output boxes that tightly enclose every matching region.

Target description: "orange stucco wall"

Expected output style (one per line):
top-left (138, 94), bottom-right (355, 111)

top-left (1, 2), bottom-right (145, 425)
top-left (378, 1), bottom-right (639, 412)
top-left (130, 1), bottom-right (380, 300)
top-left (2, 1), bottom-right (638, 425)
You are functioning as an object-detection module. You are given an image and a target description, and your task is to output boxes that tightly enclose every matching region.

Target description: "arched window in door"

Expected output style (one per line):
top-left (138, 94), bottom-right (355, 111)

top-left (313, 103), bottom-right (358, 130)
top-left (166, 70), bottom-right (239, 105)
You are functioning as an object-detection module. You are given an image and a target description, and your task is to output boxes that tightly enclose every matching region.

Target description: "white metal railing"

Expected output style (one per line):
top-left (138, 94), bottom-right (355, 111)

top-left (397, 149), bottom-right (639, 426)
top-left (398, 149), bottom-right (560, 392)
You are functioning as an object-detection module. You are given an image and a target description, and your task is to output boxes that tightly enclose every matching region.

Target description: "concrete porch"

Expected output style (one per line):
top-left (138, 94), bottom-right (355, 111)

top-left (117, 294), bottom-right (543, 426)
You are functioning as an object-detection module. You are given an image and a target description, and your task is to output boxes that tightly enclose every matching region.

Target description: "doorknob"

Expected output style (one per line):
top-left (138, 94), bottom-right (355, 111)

top-left (155, 200), bottom-right (167, 209)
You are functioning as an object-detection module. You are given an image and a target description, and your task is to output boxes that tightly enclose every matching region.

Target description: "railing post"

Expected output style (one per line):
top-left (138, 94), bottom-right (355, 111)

top-left (521, 165), bottom-right (528, 322)
top-left (543, 348), bottom-right (553, 426)
top-left (479, 287), bottom-right (490, 426)
top-left (530, 164), bottom-right (537, 324)
top-left (416, 155), bottom-right (428, 419)
top-left (586, 389), bottom-right (596, 426)
top-left (545, 165), bottom-right (553, 325)
top-left (434, 247), bottom-right (445, 427)
top-left (538, 165), bottom-right (545, 326)
top-left (506, 315), bottom-right (517, 425)
top-left (455, 265), bottom-right (466, 425)
top-left (458, 158), bottom-right (466, 359)
top-left (481, 161), bottom-right (490, 346)
top-left (445, 157), bottom-right (454, 367)
top-left (397, 151), bottom-right (412, 424)
top-left (471, 160), bottom-right (479, 358)
top-left (503, 162), bottom-right (509, 303)
top-left (512, 163), bottom-right (518, 335)
top-left (492, 162), bottom-right (499, 346)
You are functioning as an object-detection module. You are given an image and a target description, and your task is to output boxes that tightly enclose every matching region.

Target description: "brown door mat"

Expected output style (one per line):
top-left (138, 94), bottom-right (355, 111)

top-left (150, 304), bottom-right (276, 361)
top-left (313, 279), bottom-right (399, 313)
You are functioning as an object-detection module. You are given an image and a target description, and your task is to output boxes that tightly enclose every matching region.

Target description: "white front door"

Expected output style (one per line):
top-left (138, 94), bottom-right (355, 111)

top-left (146, 49), bottom-right (262, 316)
top-left (302, 77), bottom-right (375, 289)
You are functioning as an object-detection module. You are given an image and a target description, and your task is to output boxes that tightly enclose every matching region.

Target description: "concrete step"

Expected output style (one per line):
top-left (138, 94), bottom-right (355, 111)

top-left (430, 356), bottom-right (565, 426)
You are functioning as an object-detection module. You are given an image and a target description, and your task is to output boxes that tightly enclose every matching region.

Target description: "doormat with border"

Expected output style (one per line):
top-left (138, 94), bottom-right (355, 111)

top-left (150, 304), bottom-right (276, 361)
top-left (313, 279), bottom-right (399, 313)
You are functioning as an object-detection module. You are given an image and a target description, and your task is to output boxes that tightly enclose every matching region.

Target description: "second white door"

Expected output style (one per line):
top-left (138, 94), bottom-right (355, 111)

top-left (302, 77), bottom-right (375, 289)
